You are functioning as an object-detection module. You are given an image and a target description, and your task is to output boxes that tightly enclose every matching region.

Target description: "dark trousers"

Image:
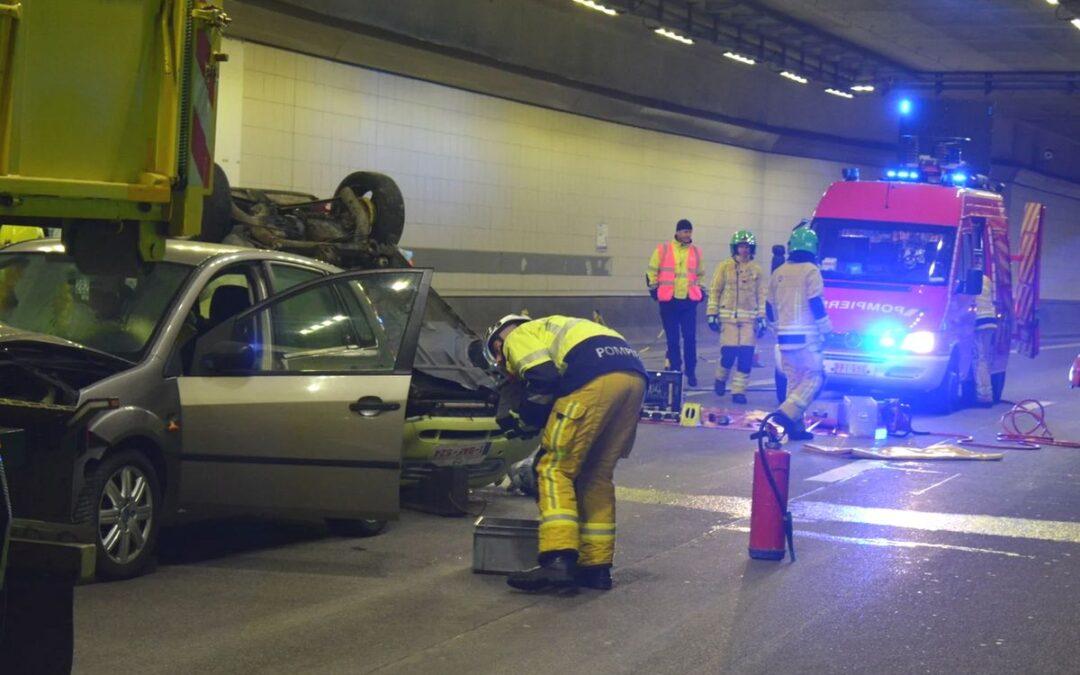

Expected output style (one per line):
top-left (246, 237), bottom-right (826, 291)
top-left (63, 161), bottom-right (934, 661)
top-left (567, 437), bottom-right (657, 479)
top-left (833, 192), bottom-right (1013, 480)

top-left (659, 298), bottom-right (697, 376)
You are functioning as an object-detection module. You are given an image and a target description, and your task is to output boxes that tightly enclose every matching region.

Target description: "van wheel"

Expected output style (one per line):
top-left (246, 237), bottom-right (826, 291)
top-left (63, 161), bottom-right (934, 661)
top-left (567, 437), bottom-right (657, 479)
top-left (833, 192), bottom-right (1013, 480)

top-left (87, 450), bottom-right (162, 580)
top-left (325, 518), bottom-right (388, 538)
top-left (775, 369), bottom-right (788, 404)
top-left (927, 353), bottom-right (963, 414)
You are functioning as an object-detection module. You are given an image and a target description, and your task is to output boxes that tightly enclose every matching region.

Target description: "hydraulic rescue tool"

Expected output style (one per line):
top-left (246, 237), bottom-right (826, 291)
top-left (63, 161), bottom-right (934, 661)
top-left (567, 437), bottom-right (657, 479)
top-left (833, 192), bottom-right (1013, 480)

top-left (749, 415), bottom-right (794, 561)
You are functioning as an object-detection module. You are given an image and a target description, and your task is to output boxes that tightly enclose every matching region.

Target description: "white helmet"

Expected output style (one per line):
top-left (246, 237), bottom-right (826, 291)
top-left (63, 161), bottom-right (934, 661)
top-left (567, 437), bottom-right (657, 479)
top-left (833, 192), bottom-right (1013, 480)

top-left (483, 314), bottom-right (530, 368)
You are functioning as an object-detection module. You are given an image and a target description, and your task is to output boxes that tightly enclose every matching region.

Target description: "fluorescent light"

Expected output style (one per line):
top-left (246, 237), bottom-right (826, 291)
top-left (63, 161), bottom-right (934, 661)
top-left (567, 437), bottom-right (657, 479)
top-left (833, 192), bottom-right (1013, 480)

top-left (655, 27), bottom-right (694, 45)
top-left (1046, 0), bottom-right (1059, 5)
top-left (1072, 18), bottom-right (1080, 30)
top-left (723, 51), bottom-right (756, 65)
top-left (780, 70), bottom-right (807, 84)
top-left (572, 0), bottom-right (618, 16)
top-left (825, 88), bottom-right (854, 99)
top-left (851, 84), bottom-right (875, 92)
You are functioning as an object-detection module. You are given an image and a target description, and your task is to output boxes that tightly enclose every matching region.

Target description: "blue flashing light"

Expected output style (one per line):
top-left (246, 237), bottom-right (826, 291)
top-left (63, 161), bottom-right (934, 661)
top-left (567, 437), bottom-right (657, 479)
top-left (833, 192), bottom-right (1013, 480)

top-left (885, 169), bottom-right (898, 178)
top-left (911, 171), bottom-right (921, 181)
top-left (897, 170), bottom-right (911, 179)
top-left (898, 98), bottom-right (913, 116)
top-left (951, 172), bottom-right (968, 184)
top-left (879, 334), bottom-right (897, 348)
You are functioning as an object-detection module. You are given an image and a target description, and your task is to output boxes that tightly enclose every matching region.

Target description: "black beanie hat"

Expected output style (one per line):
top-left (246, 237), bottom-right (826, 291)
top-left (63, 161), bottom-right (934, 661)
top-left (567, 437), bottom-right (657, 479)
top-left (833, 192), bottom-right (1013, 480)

top-left (675, 219), bottom-right (693, 232)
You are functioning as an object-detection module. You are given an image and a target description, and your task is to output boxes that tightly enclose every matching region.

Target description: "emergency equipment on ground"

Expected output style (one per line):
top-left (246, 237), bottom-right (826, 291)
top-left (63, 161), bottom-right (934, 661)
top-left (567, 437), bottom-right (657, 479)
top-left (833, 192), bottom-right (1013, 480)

top-left (647, 219), bottom-right (705, 387)
top-left (484, 315), bottom-right (646, 592)
top-left (749, 415), bottom-right (794, 561)
top-left (707, 230), bottom-right (767, 404)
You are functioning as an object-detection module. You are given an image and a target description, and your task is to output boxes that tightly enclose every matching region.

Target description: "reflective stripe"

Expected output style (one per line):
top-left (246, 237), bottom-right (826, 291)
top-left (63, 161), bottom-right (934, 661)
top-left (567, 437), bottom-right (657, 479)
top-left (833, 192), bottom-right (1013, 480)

top-left (540, 514), bottom-right (579, 525)
top-left (551, 318), bottom-right (584, 357)
top-left (580, 523), bottom-right (616, 535)
top-left (516, 348), bottom-right (551, 370)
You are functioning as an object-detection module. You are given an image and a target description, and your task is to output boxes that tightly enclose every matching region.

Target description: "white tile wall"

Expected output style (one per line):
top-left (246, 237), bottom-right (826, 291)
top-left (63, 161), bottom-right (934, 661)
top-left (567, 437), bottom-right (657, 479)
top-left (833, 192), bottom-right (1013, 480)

top-left (225, 39), bottom-right (865, 296)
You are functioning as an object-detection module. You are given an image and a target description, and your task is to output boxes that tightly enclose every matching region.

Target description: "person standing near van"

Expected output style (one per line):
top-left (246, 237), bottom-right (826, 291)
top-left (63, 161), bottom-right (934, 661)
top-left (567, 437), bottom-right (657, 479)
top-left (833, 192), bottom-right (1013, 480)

top-left (647, 219), bottom-right (705, 387)
top-left (766, 227), bottom-right (832, 440)
top-left (974, 272), bottom-right (998, 406)
top-left (706, 230), bottom-right (767, 403)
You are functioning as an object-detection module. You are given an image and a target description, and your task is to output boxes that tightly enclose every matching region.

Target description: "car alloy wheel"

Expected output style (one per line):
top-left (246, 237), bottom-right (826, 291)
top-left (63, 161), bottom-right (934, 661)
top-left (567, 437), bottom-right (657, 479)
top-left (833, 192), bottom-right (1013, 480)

top-left (98, 464), bottom-right (155, 566)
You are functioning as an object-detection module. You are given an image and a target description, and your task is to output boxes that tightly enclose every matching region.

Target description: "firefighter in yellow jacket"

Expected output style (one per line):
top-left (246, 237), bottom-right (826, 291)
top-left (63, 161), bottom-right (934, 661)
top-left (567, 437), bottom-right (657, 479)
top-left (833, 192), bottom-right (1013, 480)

top-left (974, 273), bottom-right (998, 406)
top-left (484, 314), bottom-right (646, 592)
top-left (766, 227), bottom-right (832, 440)
top-left (707, 230), bottom-right (767, 404)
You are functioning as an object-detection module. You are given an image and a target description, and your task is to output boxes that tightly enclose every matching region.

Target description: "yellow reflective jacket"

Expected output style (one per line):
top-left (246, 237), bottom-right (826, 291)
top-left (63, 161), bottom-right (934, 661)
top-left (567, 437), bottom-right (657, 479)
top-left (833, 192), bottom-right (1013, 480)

top-left (503, 315), bottom-right (645, 425)
top-left (767, 260), bottom-right (832, 350)
top-left (975, 273), bottom-right (997, 329)
top-left (0, 226), bottom-right (44, 247)
top-left (706, 257), bottom-right (767, 322)
top-left (647, 240), bottom-right (704, 301)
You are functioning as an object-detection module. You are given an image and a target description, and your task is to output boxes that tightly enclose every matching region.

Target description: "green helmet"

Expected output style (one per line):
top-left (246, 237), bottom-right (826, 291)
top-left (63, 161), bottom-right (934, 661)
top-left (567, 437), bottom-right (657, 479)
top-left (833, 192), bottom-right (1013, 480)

top-left (730, 230), bottom-right (757, 257)
top-left (788, 226), bottom-right (819, 256)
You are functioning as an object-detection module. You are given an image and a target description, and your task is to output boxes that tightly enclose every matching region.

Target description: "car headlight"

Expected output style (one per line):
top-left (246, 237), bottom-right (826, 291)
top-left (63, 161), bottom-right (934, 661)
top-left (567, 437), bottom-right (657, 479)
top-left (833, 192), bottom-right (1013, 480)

top-left (901, 331), bottom-right (935, 354)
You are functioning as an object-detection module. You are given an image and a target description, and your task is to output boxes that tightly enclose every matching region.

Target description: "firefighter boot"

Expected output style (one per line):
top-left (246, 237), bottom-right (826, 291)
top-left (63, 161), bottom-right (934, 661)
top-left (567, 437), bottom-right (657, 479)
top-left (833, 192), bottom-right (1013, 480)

top-left (575, 565), bottom-right (613, 591)
top-left (687, 373), bottom-right (698, 388)
top-left (773, 411), bottom-right (813, 441)
top-left (732, 393), bottom-right (748, 404)
top-left (507, 551), bottom-right (578, 592)
top-left (714, 379), bottom-right (726, 396)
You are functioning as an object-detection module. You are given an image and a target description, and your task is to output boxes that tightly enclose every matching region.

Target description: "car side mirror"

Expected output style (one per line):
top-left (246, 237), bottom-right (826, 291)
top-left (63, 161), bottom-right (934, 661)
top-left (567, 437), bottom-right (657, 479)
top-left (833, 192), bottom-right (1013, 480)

top-left (201, 341), bottom-right (256, 374)
top-left (962, 269), bottom-right (983, 295)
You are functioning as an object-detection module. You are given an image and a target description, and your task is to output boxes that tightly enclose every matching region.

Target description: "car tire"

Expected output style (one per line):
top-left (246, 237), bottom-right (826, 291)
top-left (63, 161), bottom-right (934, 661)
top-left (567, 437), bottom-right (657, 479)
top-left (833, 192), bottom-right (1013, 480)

top-left (87, 450), bottom-right (162, 580)
top-left (334, 172), bottom-right (405, 246)
top-left (927, 352), bottom-right (963, 414)
top-left (775, 369), bottom-right (787, 404)
top-left (197, 163), bottom-right (234, 243)
top-left (325, 518), bottom-right (388, 538)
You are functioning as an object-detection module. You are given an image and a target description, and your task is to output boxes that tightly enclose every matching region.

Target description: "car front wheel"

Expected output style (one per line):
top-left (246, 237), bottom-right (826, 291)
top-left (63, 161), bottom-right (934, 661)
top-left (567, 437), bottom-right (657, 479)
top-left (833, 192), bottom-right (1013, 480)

top-left (90, 450), bottom-right (161, 580)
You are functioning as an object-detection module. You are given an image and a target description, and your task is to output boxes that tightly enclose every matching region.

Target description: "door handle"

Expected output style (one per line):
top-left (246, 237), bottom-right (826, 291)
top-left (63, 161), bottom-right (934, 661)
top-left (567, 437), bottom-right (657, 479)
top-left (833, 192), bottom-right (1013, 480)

top-left (349, 396), bottom-right (401, 417)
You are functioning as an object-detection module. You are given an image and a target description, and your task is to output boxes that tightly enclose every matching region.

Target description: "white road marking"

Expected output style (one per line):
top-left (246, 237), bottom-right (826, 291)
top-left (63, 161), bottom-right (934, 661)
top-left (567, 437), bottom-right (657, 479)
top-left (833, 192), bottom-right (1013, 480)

top-left (1036, 342), bottom-right (1080, 351)
top-left (910, 473), bottom-right (961, 496)
top-left (617, 486), bottom-right (1080, 544)
top-left (714, 524), bottom-right (1035, 559)
top-left (805, 461), bottom-right (886, 483)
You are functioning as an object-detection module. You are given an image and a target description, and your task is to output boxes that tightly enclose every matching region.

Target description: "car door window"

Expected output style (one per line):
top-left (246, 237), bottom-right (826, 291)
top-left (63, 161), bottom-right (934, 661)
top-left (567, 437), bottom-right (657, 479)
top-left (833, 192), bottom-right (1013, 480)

top-left (173, 266), bottom-right (260, 376)
top-left (269, 263), bottom-right (324, 292)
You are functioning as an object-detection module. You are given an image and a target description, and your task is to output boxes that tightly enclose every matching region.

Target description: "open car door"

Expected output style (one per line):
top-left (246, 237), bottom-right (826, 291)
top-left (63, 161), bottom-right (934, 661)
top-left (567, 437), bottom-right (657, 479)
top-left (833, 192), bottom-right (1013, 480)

top-left (178, 269), bottom-right (432, 520)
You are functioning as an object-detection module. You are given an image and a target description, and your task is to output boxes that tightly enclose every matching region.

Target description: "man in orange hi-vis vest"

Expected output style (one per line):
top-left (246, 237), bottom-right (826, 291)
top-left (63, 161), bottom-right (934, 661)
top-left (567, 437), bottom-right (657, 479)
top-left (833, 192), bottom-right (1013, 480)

top-left (647, 219), bottom-right (705, 387)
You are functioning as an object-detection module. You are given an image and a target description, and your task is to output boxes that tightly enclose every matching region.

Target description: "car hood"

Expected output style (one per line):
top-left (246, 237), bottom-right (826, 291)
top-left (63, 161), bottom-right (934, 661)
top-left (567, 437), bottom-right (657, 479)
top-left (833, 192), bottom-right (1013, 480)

top-left (0, 324), bottom-right (133, 368)
top-left (412, 290), bottom-right (497, 393)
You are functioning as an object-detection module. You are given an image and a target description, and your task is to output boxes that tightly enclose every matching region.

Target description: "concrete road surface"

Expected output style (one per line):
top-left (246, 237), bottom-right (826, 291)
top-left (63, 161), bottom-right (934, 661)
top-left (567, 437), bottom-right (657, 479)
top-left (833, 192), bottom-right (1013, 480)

top-left (74, 339), bottom-right (1080, 674)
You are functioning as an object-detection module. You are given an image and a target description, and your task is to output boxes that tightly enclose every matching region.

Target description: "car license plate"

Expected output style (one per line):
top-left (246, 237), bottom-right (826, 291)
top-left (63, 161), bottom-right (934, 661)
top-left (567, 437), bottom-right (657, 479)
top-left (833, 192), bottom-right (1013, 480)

top-left (826, 361), bottom-right (872, 376)
top-left (431, 444), bottom-right (488, 466)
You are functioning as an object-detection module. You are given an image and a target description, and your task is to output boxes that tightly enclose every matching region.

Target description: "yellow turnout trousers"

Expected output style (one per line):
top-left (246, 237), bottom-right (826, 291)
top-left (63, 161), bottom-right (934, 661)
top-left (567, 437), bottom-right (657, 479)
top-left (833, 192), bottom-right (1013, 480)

top-left (535, 371), bottom-right (646, 566)
top-left (715, 321), bottom-right (756, 394)
top-left (778, 346), bottom-right (824, 421)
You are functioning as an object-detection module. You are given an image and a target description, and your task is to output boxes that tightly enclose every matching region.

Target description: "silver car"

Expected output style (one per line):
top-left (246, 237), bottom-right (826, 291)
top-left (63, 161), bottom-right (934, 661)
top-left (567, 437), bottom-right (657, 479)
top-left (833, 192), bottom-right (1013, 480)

top-left (0, 239), bottom-right (438, 579)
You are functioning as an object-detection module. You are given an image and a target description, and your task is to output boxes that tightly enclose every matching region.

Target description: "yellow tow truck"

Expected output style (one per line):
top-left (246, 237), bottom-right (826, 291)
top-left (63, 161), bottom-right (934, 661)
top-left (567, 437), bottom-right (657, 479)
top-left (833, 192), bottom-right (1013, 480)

top-left (0, 0), bottom-right (231, 273)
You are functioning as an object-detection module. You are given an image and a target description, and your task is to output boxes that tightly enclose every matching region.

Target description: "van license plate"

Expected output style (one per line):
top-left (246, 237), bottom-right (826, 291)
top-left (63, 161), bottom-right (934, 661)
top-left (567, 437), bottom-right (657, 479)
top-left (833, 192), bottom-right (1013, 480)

top-left (827, 361), bottom-right (872, 376)
top-left (432, 444), bottom-right (488, 466)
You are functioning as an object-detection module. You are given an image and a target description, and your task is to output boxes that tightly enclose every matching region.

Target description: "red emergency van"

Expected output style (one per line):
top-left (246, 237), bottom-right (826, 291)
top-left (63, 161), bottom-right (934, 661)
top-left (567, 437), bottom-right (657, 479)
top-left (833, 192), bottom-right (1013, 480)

top-left (787, 177), bottom-right (1013, 412)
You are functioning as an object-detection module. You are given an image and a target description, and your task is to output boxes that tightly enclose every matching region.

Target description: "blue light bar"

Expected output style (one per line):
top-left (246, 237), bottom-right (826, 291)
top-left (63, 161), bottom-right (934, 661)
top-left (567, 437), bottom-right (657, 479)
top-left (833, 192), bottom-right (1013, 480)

top-left (899, 98), bottom-right (913, 115)
top-left (951, 172), bottom-right (968, 184)
top-left (897, 170), bottom-right (911, 179)
top-left (886, 169), bottom-right (897, 178)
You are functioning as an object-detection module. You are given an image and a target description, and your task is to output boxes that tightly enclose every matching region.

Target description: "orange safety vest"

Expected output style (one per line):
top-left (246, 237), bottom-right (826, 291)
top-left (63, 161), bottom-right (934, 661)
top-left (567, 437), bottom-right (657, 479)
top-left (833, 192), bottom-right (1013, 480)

top-left (656, 242), bottom-right (702, 302)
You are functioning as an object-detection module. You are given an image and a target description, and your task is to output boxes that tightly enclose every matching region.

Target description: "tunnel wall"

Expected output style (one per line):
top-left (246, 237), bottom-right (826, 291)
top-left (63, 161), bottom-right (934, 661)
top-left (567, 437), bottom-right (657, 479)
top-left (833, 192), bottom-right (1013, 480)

top-left (218, 39), bottom-right (1080, 337)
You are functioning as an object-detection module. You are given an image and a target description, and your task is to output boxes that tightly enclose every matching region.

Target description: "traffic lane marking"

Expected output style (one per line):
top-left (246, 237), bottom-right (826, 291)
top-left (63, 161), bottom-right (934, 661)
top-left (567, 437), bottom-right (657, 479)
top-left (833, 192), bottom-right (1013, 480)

top-left (616, 486), bottom-right (1080, 544)
top-left (713, 524), bottom-right (1035, 559)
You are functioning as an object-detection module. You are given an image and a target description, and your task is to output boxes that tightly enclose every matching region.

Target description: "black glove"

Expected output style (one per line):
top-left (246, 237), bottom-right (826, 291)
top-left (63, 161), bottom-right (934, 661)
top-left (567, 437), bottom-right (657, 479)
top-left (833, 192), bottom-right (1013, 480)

top-left (707, 315), bottom-right (720, 333)
top-left (649, 287), bottom-right (659, 301)
top-left (497, 412), bottom-right (540, 440)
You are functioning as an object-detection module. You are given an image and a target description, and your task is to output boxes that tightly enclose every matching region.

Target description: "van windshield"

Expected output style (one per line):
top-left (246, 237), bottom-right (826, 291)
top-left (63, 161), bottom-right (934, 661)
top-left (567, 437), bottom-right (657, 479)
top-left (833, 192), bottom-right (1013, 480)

top-left (813, 218), bottom-right (955, 286)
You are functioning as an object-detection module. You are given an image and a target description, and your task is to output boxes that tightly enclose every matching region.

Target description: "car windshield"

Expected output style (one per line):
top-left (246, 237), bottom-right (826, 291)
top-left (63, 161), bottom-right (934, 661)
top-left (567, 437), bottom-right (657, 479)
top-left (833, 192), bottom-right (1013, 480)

top-left (814, 218), bottom-right (955, 286)
top-left (0, 252), bottom-right (192, 361)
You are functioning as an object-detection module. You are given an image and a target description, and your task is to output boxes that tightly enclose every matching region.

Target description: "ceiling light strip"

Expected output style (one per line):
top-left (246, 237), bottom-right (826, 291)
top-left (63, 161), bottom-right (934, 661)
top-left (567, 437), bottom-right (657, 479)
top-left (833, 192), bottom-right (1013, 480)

top-left (571, 0), bottom-right (618, 16)
top-left (825, 88), bottom-right (854, 99)
top-left (723, 51), bottom-right (755, 65)
top-left (780, 70), bottom-right (807, 84)
top-left (655, 27), bottom-right (694, 45)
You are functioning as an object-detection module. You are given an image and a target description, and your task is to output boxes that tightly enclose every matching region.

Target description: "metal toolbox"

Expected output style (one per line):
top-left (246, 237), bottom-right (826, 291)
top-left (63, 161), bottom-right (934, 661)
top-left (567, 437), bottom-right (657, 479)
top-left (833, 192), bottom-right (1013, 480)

top-left (472, 517), bottom-right (538, 575)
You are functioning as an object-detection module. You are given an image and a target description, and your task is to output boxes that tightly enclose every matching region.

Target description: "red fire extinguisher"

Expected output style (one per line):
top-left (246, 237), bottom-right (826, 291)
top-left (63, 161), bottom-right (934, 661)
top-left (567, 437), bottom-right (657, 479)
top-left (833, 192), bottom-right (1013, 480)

top-left (749, 414), bottom-right (795, 561)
